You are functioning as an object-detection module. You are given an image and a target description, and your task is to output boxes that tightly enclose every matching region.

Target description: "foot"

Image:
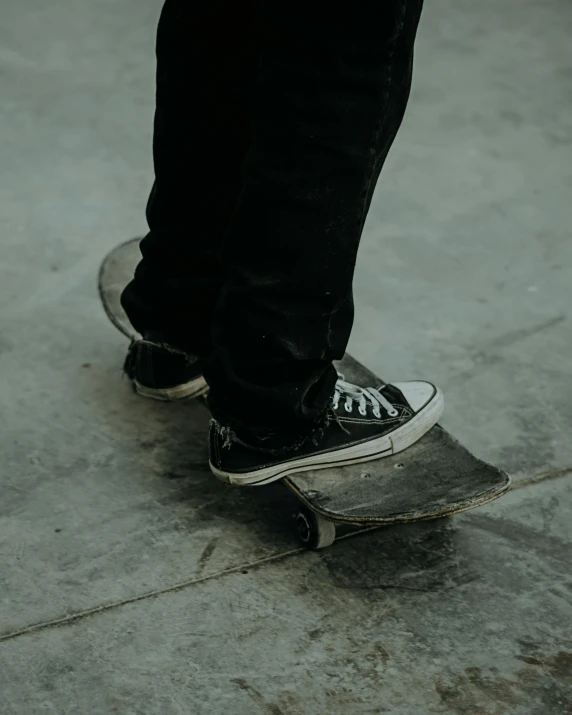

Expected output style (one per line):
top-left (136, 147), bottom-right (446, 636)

top-left (123, 339), bottom-right (208, 401)
top-left (209, 377), bottom-right (444, 486)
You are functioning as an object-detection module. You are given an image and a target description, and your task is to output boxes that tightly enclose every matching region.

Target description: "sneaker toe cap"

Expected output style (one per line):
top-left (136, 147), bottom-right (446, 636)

top-left (393, 381), bottom-right (438, 413)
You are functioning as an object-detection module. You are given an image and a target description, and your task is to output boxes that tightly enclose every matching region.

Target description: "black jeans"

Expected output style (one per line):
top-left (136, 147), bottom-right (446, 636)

top-left (122, 0), bottom-right (423, 448)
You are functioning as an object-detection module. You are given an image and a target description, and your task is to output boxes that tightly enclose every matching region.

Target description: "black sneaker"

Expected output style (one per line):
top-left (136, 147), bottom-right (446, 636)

top-left (209, 377), bottom-right (444, 486)
top-left (123, 339), bottom-right (208, 401)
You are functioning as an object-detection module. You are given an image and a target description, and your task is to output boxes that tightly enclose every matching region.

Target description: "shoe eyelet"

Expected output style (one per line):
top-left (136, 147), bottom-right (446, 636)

top-left (344, 402), bottom-right (352, 412)
top-left (388, 408), bottom-right (399, 417)
top-left (358, 406), bottom-right (367, 416)
top-left (373, 410), bottom-right (381, 419)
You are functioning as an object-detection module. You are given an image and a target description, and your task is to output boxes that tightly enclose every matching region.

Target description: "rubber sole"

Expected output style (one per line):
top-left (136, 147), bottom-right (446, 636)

top-left (210, 388), bottom-right (445, 486)
top-left (133, 376), bottom-right (208, 402)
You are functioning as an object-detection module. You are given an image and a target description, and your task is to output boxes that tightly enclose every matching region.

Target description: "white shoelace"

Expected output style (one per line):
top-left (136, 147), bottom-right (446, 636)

top-left (333, 376), bottom-right (399, 418)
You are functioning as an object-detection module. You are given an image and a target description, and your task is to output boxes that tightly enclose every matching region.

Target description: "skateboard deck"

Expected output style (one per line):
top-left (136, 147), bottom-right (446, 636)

top-left (99, 238), bottom-right (511, 548)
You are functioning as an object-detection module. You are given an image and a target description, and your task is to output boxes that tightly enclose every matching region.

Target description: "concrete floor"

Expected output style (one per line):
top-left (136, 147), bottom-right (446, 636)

top-left (1, 0), bottom-right (571, 713)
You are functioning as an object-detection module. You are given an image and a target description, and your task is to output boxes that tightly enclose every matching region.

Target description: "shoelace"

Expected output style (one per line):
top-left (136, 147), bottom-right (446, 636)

top-left (333, 376), bottom-right (399, 418)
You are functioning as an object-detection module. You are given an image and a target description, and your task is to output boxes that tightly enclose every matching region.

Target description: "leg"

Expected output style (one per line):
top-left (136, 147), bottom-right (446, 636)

top-left (206, 0), bottom-right (425, 445)
top-left (121, 0), bottom-right (259, 355)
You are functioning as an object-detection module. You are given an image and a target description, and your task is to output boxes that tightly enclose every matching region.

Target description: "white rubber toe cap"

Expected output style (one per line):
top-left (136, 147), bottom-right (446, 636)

top-left (392, 381), bottom-right (440, 413)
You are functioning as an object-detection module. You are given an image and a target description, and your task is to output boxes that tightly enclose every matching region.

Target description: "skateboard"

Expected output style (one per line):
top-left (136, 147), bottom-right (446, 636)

top-left (99, 238), bottom-right (511, 549)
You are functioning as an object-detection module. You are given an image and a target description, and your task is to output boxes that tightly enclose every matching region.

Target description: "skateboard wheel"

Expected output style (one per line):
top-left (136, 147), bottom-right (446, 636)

top-left (294, 507), bottom-right (336, 549)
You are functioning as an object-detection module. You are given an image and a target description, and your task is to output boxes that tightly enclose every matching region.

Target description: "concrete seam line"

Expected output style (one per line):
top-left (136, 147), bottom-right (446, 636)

top-left (2, 467), bottom-right (570, 643)
top-left (511, 466), bottom-right (572, 490)
top-left (0, 547), bottom-right (305, 643)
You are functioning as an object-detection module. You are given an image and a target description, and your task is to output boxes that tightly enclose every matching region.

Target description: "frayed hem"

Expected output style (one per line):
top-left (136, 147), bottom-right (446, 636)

top-left (213, 422), bottom-right (238, 449)
top-left (139, 337), bottom-right (199, 364)
top-left (211, 412), bottom-right (332, 456)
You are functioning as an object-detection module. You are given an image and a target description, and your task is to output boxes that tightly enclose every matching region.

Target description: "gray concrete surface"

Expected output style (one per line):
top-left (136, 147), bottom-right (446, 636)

top-left (1, 0), bottom-right (571, 713)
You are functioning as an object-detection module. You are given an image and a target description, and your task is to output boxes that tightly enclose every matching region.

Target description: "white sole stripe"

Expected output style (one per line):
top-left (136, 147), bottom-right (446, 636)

top-left (133, 377), bottom-right (208, 401)
top-left (211, 389), bottom-right (445, 486)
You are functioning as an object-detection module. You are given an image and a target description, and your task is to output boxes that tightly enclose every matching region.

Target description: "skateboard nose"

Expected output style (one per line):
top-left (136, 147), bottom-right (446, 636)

top-left (392, 381), bottom-right (440, 413)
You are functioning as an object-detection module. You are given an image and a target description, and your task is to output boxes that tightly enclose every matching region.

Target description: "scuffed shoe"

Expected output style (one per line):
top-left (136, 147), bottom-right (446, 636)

top-left (123, 339), bottom-right (207, 401)
top-left (209, 377), bottom-right (444, 486)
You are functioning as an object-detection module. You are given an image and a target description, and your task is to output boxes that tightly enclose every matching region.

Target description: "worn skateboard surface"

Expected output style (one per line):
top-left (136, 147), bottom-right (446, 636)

top-left (99, 238), bottom-right (511, 548)
top-left (287, 355), bottom-right (510, 523)
top-left (98, 238), bottom-right (143, 340)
